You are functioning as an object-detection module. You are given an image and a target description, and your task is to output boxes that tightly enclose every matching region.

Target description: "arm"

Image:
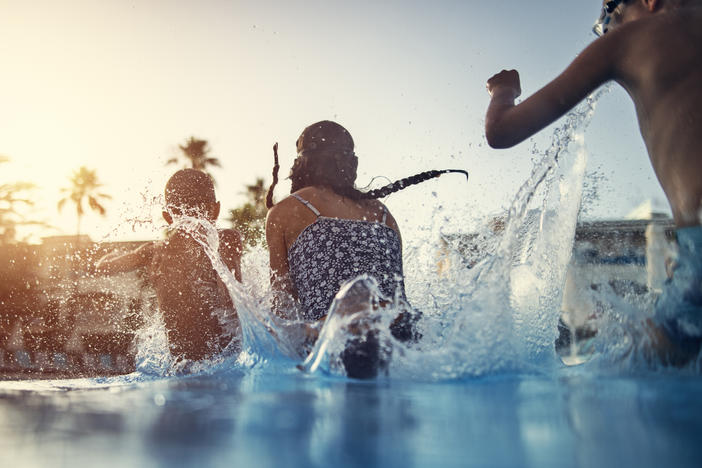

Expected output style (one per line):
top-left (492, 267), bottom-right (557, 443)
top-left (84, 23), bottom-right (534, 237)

top-left (485, 36), bottom-right (617, 148)
top-left (219, 228), bottom-right (243, 282)
top-left (265, 207), bottom-right (298, 319)
top-left (95, 242), bottom-right (155, 275)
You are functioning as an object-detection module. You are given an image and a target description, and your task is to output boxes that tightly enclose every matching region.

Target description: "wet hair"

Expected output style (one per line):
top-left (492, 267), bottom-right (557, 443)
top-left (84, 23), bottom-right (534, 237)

top-left (165, 168), bottom-right (216, 210)
top-left (265, 121), bottom-right (468, 208)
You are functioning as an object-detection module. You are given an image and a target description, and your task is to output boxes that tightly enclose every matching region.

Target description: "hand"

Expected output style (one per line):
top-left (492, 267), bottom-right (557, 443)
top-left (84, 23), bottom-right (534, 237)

top-left (487, 69), bottom-right (521, 99)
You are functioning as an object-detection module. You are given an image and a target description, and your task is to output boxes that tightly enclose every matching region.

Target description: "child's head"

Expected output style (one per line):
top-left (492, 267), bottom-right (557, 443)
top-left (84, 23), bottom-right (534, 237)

top-left (262, 119), bottom-right (467, 206)
top-left (163, 169), bottom-right (220, 224)
top-left (593, 0), bottom-right (690, 36)
top-left (289, 120), bottom-right (358, 193)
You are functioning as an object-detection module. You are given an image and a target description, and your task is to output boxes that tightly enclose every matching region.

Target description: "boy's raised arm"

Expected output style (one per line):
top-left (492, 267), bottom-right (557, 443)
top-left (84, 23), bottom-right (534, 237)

top-left (96, 242), bottom-right (155, 275)
top-left (485, 34), bottom-right (617, 149)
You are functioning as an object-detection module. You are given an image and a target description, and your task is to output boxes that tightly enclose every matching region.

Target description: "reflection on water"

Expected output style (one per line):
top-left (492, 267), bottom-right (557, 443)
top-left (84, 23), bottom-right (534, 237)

top-left (2, 371), bottom-right (702, 467)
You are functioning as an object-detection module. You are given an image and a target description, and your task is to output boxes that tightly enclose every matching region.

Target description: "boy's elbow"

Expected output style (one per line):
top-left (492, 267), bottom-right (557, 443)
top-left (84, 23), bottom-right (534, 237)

top-left (95, 255), bottom-right (112, 274)
top-left (95, 262), bottom-right (113, 275)
top-left (485, 127), bottom-right (517, 149)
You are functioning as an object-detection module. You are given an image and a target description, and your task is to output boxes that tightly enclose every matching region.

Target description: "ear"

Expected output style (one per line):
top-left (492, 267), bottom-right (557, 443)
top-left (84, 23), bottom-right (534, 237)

top-left (162, 210), bottom-right (173, 225)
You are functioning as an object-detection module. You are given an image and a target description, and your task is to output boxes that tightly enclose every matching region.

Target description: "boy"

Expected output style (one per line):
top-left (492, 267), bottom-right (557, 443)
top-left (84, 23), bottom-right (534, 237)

top-left (485, 0), bottom-right (702, 363)
top-left (97, 169), bottom-right (243, 362)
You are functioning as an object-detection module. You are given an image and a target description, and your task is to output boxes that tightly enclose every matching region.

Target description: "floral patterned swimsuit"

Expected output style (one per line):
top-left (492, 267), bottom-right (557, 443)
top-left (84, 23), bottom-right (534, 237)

top-left (287, 194), bottom-right (407, 321)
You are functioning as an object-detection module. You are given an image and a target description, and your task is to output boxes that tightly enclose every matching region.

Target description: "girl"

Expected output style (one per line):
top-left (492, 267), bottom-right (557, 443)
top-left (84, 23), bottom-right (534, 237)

top-left (265, 121), bottom-right (466, 377)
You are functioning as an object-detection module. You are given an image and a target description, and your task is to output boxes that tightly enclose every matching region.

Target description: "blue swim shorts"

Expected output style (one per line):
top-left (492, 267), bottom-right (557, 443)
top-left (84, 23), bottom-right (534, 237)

top-left (654, 226), bottom-right (702, 353)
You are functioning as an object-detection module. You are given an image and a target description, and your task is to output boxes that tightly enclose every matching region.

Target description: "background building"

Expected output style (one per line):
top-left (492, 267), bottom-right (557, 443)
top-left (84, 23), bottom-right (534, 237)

top-left (1, 237), bottom-right (148, 378)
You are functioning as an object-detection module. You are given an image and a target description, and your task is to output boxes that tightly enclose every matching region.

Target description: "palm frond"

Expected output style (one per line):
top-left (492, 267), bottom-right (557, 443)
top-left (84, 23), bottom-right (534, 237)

top-left (88, 196), bottom-right (106, 216)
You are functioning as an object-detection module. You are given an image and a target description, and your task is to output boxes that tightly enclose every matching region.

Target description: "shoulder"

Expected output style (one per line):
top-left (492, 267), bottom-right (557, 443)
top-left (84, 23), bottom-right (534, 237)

top-left (266, 198), bottom-right (290, 227)
top-left (294, 186), bottom-right (323, 198)
top-left (362, 198), bottom-right (391, 219)
top-left (219, 228), bottom-right (242, 252)
top-left (582, 15), bottom-right (659, 65)
top-left (364, 198), bottom-right (401, 233)
top-left (266, 189), bottom-right (314, 223)
top-left (219, 227), bottom-right (241, 243)
top-left (364, 198), bottom-right (388, 212)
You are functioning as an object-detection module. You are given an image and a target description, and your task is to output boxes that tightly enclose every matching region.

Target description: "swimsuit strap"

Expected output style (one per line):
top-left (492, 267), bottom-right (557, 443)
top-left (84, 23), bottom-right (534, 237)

top-left (291, 194), bottom-right (321, 217)
top-left (292, 193), bottom-right (388, 224)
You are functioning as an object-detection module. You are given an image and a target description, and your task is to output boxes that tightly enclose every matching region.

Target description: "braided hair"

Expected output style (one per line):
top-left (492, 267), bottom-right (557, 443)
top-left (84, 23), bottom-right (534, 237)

top-left (265, 142), bottom-right (280, 209)
top-left (356, 169), bottom-right (468, 199)
top-left (266, 150), bottom-right (467, 207)
top-left (265, 121), bottom-right (468, 208)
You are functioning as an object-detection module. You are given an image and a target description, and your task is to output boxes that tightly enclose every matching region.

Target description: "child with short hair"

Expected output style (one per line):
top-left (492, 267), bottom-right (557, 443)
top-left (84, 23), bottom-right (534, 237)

top-left (97, 169), bottom-right (243, 362)
top-left (484, 0), bottom-right (702, 363)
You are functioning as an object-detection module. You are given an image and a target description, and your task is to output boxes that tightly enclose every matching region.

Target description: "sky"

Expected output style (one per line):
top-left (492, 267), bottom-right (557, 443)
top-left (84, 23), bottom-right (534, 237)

top-left (0, 0), bottom-right (670, 243)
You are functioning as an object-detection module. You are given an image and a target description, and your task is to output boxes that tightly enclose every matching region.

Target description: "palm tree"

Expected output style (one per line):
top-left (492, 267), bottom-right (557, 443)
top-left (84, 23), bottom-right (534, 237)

top-left (245, 177), bottom-right (267, 210)
top-left (57, 167), bottom-right (111, 241)
top-left (166, 136), bottom-right (222, 180)
top-left (227, 177), bottom-right (268, 247)
top-left (0, 156), bottom-right (43, 245)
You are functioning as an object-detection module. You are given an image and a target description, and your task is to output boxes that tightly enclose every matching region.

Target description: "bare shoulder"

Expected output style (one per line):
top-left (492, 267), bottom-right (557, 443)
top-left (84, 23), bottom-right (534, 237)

top-left (294, 186), bottom-right (322, 198)
top-left (219, 228), bottom-right (242, 245)
top-left (266, 191), bottom-right (309, 224)
top-left (364, 198), bottom-right (388, 214)
top-left (365, 199), bottom-right (401, 232)
top-left (218, 228), bottom-right (243, 256)
top-left (609, 9), bottom-right (702, 84)
top-left (267, 195), bottom-right (293, 217)
top-left (266, 198), bottom-right (288, 229)
top-left (606, 9), bottom-right (697, 56)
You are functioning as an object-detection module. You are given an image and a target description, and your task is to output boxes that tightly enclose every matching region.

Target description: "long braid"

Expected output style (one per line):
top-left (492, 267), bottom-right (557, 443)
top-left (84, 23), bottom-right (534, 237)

top-left (266, 143), bottom-right (280, 209)
top-left (358, 169), bottom-right (469, 199)
top-left (268, 139), bottom-right (468, 206)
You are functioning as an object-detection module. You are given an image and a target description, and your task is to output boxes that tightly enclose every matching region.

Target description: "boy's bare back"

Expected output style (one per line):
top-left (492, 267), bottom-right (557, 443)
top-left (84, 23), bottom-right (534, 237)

top-left (149, 228), bottom-right (242, 360)
top-left (96, 169), bottom-right (243, 362)
top-left (618, 6), bottom-right (702, 226)
top-left (486, 1), bottom-right (702, 227)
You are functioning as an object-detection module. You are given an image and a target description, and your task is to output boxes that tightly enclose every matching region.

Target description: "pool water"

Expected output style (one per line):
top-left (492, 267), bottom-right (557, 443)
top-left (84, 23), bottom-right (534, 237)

top-left (1, 369), bottom-right (702, 468)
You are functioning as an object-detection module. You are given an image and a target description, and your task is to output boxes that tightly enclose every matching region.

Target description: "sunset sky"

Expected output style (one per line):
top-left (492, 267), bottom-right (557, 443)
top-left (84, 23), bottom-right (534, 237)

top-left (0, 0), bottom-right (668, 243)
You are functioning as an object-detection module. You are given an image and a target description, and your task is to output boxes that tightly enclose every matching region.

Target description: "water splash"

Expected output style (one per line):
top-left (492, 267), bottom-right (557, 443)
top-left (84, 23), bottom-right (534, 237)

top-left (176, 217), bottom-right (301, 366)
top-left (113, 86), bottom-right (692, 381)
top-left (213, 89), bottom-right (605, 380)
top-left (393, 89), bottom-right (607, 379)
top-left (127, 88), bottom-right (606, 380)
